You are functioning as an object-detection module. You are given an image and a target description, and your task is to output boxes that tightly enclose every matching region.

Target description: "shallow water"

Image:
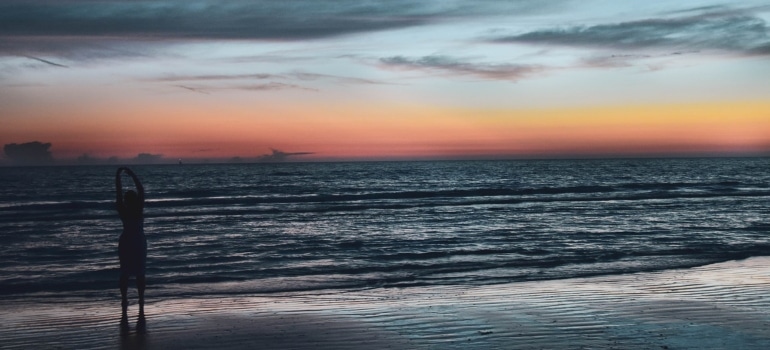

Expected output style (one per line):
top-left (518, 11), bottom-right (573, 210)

top-left (3, 258), bottom-right (770, 350)
top-left (1, 158), bottom-right (769, 300)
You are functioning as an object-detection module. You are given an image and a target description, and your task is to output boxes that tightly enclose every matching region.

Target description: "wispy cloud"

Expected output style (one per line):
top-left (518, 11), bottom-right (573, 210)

top-left (580, 54), bottom-right (651, 68)
top-left (152, 74), bottom-right (278, 82)
top-left (288, 72), bottom-right (391, 85)
top-left (174, 85), bottom-right (210, 94)
top-left (237, 82), bottom-right (317, 92)
top-left (493, 8), bottom-right (770, 56)
top-left (578, 51), bottom-right (705, 71)
top-left (152, 70), bottom-right (384, 93)
top-left (171, 81), bottom-right (316, 95)
top-left (22, 55), bottom-right (68, 68)
top-left (379, 55), bottom-right (543, 81)
top-left (151, 72), bottom-right (387, 85)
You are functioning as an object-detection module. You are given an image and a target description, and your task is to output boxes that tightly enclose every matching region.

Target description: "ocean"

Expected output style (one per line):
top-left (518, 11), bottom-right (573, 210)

top-left (1, 158), bottom-right (769, 302)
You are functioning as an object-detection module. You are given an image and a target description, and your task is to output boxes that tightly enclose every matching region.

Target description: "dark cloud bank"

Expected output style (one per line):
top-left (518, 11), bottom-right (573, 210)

top-left (1, 142), bottom-right (313, 166)
top-left (0, 0), bottom-right (437, 57)
top-left (2, 2), bottom-right (764, 47)
top-left (0, 1), bottom-right (424, 40)
top-left (3, 141), bottom-right (54, 165)
top-left (0, 0), bottom-right (558, 41)
top-left (1, 142), bottom-right (166, 166)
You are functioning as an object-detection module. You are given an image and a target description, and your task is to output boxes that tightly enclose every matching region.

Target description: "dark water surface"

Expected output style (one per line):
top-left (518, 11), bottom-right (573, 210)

top-left (1, 158), bottom-right (769, 300)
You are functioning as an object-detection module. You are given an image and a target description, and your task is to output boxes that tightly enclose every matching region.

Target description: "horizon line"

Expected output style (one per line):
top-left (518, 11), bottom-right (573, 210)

top-left (2, 152), bottom-right (769, 167)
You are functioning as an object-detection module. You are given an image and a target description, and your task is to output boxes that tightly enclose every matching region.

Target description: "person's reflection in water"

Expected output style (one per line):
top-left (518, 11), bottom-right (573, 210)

top-left (136, 312), bottom-right (147, 334)
top-left (120, 314), bottom-right (148, 349)
top-left (120, 310), bottom-right (147, 338)
top-left (120, 314), bottom-right (130, 337)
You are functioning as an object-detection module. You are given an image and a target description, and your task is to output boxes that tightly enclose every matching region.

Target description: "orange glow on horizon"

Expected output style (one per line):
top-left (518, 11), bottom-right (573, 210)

top-left (4, 100), bottom-right (769, 161)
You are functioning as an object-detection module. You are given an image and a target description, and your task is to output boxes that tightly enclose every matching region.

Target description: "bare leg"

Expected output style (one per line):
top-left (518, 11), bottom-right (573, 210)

top-left (137, 274), bottom-right (146, 314)
top-left (119, 273), bottom-right (129, 314)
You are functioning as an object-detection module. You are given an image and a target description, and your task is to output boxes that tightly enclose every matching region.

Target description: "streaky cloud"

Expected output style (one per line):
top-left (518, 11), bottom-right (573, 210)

top-left (0, 1), bottom-right (431, 41)
top-left (0, 1), bottom-right (426, 60)
top-left (152, 73), bottom-right (278, 82)
top-left (171, 82), bottom-right (316, 94)
top-left (237, 82), bottom-right (317, 92)
top-left (0, 1), bottom-right (570, 58)
top-left (379, 55), bottom-right (543, 81)
top-left (175, 85), bottom-right (210, 94)
top-left (581, 54), bottom-right (651, 68)
top-left (493, 8), bottom-right (770, 56)
top-left (1, 35), bottom-right (160, 61)
top-left (579, 51), bottom-right (700, 70)
top-left (22, 55), bottom-right (68, 68)
top-left (152, 72), bottom-right (386, 86)
top-left (155, 71), bottom-right (379, 93)
top-left (288, 72), bottom-right (391, 85)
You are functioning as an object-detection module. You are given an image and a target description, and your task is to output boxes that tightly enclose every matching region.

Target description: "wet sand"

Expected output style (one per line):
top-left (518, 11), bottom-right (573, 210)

top-left (2, 257), bottom-right (769, 349)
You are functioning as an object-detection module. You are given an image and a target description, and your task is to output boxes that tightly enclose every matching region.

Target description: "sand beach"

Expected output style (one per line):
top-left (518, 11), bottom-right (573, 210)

top-left (2, 257), bottom-right (769, 349)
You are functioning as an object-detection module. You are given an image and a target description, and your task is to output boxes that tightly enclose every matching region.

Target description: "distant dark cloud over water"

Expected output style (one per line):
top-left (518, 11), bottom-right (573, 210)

top-left (3, 141), bottom-right (54, 165)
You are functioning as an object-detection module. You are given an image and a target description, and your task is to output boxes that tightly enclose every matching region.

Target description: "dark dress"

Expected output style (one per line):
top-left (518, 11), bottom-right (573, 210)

top-left (118, 205), bottom-right (146, 277)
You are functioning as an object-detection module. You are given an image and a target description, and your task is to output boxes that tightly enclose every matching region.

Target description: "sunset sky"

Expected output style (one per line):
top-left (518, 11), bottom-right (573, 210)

top-left (1, 0), bottom-right (769, 162)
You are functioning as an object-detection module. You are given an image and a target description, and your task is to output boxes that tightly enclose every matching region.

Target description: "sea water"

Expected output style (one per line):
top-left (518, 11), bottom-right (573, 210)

top-left (1, 158), bottom-right (769, 301)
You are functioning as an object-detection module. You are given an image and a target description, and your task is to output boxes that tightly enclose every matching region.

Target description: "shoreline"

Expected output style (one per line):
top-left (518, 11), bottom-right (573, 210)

top-left (2, 257), bottom-right (769, 349)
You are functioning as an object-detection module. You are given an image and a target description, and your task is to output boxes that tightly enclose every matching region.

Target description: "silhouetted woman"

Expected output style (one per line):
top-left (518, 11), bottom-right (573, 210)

top-left (116, 167), bottom-right (146, 315)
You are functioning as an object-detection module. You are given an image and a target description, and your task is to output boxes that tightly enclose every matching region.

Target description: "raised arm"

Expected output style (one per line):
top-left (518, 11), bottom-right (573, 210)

top-left (123, 167), bottom-right (145, 205)
top-left (116, 167), bottom-right (125, 205)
